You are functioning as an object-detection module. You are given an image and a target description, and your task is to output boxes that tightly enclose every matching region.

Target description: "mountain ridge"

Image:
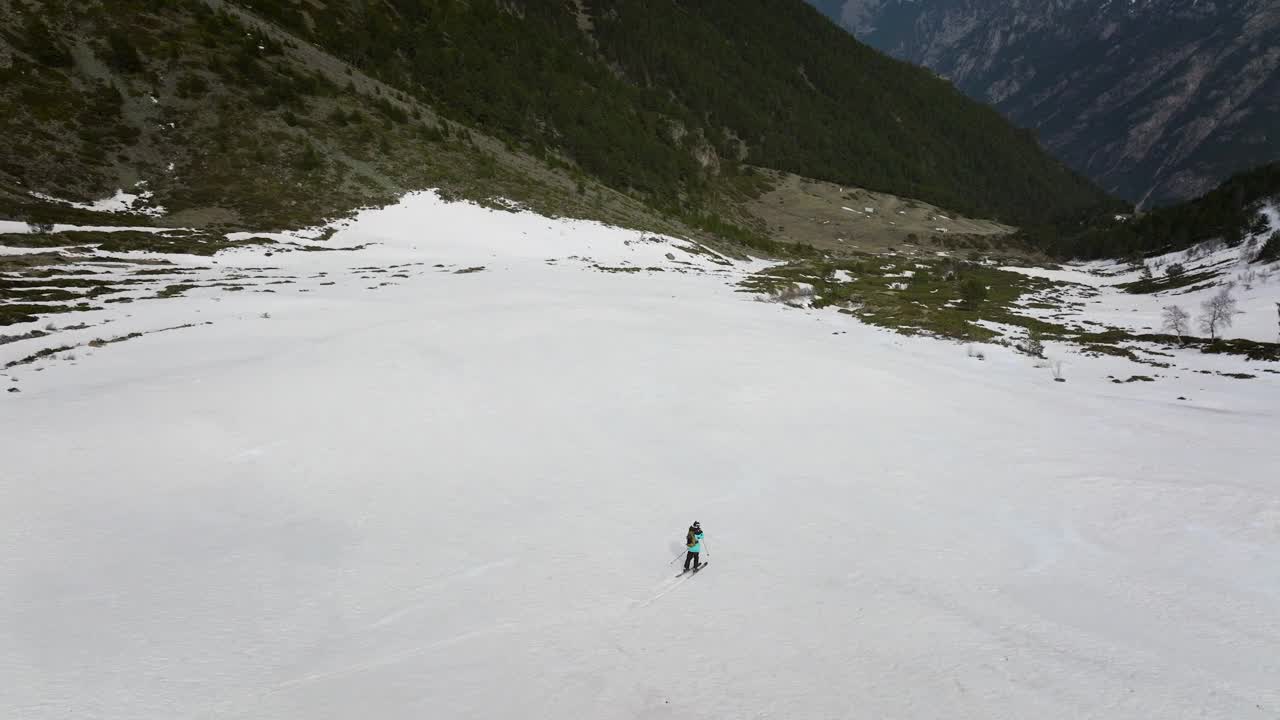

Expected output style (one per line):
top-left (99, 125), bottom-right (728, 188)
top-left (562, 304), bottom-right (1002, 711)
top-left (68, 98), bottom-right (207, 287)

top-left (811, 0), bottom-right (1280, 208)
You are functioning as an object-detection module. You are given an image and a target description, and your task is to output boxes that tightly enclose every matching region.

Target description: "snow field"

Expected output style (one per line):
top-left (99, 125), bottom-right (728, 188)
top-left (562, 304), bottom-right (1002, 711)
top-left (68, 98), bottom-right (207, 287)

top-left (2, 193), bottom-right (1279, 719)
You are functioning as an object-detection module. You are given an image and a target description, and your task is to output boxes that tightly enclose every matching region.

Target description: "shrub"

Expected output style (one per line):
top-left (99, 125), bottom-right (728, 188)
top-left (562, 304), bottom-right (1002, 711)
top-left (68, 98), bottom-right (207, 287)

top-left (420, 123), bottom-right (445, 143)
top-left (106, 30), bottom-right (144, 73)
top-left (1250, 212), bottom-right (1271, 236)
top-left (958, 277), bottom-right (987, 309)
top-left (1022, 331), bottom-right (1045, 358)
top-left (176, 73), bottom-right (209, 98)
top-left (373, 97), bottom-right (408, 124)
top-left (1225, 225), bottom-right (1245, 248)
top-left (1166, 262), bottom-right (1185, 277)
top-left (21, 17), bottom-right (73, 68)
top-left (296, 142), bottom-right (324, 173)
top-left (326, 107), bottom-right (349, 126)
top-left (1256, 231), bottom-right (1280, 264)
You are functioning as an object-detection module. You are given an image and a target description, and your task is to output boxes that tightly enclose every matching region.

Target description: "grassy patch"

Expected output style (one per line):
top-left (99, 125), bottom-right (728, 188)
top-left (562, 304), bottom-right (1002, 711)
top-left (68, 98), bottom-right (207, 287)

top-left (4, 344), bottom-right (76, 369)
top-left (1, 231), bottom-right (276, 256)
top-left (1118, 268), bottom-right (1219, 294)
top-left (0, 328), bottom-right (49, 345)
top-left (0, 303), bottom-right (78, 326)
top-left (0, 233), bottom-right (87, 248)
top-left (1081, 344), bottom-right (1137, 360)
top-left (740, 254), bottom-right (1063, 341)
top-left (95, 231), bottom-right (273, 256)
top-left (87, 332), bottom-right (143, 348)
top-left (1196, 338), bottom-right (1280, 362)
top-left (156, 283), bottom-right (197, 298)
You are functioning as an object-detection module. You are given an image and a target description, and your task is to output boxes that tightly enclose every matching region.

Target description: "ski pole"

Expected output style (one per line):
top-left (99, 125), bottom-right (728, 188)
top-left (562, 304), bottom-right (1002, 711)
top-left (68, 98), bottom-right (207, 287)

top-left (667, 549), bottom-right (686, 565)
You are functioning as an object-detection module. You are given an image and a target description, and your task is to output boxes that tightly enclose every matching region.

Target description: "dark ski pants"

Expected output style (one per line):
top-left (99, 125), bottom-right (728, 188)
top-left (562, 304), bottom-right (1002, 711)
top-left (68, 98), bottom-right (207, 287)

top-left (684, 551), bottom-right (700, 571)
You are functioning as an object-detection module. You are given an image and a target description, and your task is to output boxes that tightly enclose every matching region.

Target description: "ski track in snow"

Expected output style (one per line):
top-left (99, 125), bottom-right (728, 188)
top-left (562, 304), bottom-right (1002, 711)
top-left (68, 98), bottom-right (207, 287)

top-left (2, 191), bottom-right (1279, 719)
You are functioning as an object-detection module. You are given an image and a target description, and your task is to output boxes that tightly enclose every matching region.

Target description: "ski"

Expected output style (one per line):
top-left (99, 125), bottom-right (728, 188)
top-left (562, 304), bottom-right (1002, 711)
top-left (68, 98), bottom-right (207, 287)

top-left (675, 562), bottom-right (708, 577)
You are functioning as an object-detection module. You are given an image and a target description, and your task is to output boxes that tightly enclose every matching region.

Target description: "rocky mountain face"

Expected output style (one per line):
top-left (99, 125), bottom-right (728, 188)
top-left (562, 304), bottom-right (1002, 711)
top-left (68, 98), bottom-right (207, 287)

top-left (811, 0), bottom-right (1280, 208)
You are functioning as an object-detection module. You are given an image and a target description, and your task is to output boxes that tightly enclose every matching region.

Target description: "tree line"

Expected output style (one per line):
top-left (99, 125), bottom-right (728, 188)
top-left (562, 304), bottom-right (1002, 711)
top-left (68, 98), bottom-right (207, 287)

top-left (1023, 162), bottom-right (1280, 260)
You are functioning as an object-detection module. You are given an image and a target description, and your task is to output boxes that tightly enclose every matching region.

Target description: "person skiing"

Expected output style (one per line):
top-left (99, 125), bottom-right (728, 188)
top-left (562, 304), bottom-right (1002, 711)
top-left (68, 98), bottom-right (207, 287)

top-left (683, 521), bottom-right (704, 572)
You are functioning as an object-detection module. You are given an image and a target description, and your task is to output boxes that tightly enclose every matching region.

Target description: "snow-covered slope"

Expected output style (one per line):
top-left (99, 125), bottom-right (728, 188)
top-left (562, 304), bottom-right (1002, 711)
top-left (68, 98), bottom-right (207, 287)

top-left (3, 194), bottom-right (1278, 719)
top-left (1005, 205), bottom-right (1280, 343)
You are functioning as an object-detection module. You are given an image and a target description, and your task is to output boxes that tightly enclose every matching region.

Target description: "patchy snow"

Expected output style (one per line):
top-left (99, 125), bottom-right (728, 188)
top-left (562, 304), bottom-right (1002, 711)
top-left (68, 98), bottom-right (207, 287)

top-left (0, 221), bottom-right (185, 235)
top-left (832, 269), bottom-right (855, 282)
top-left (0, 220), bottom-right (34, 234)
top-left (1004, 207), bottom-right (1280, 343)
top-left (2, 191), bottom-right (1279, 720)
top-left (0, 245), bottom-right (77, 256)
top-left (29, 187), bottom-right (167, 217)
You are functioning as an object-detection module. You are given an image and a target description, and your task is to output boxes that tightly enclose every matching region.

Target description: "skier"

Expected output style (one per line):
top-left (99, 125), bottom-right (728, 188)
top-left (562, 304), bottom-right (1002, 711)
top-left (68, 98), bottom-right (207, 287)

top-left (683, 521), bottom-right (704, 572)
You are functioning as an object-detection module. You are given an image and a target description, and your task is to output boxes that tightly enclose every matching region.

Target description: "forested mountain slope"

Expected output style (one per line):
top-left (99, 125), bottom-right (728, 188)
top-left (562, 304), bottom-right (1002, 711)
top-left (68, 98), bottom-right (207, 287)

top-left (0, 0), bottom-right (1120, 240)
top-left (259, 0), bottom-right (1117, 225)
top-left (810, 0), bottom-right (1280, 208)
top-left (1026, 162), bottom-right (1280, 260)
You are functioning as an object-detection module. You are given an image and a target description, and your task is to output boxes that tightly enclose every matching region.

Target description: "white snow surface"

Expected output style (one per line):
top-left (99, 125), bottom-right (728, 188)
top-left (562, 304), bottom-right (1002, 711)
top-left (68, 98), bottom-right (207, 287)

top-left (3, 192), bottom-right (1279, 719)
top-left (29, 187), bottom-right (167, 217)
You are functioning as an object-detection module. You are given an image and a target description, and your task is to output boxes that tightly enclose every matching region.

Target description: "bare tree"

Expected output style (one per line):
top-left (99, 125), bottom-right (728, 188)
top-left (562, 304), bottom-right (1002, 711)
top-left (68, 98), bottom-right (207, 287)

top-left (1198, 287), bottom-right (1238, 341)
top-left (1161, 305), bottom-right (1189, 345)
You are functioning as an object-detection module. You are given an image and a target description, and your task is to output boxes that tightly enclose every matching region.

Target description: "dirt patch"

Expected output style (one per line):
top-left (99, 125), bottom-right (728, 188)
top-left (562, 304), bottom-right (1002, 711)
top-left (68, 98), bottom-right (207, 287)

top-left (744, 171), bottom-right (1019, 258)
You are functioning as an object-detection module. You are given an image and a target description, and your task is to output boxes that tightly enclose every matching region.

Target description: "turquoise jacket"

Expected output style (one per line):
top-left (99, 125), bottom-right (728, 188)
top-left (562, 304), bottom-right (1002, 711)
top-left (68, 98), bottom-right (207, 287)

top-left (687, 531), bottom-right (704, 553)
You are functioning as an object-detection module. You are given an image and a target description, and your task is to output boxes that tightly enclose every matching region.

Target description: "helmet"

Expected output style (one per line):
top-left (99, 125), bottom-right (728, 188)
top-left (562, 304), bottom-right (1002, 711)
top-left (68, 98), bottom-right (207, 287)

top-left (692, 521), bottom-right (701, 529)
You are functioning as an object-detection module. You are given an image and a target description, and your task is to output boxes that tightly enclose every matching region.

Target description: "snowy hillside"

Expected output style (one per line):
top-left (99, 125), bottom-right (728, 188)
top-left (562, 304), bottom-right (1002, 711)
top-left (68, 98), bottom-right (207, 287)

top-left (1005, 204), bottom-right (1280, 343)
top-left (3, 194), bottom-right (1279, 719)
